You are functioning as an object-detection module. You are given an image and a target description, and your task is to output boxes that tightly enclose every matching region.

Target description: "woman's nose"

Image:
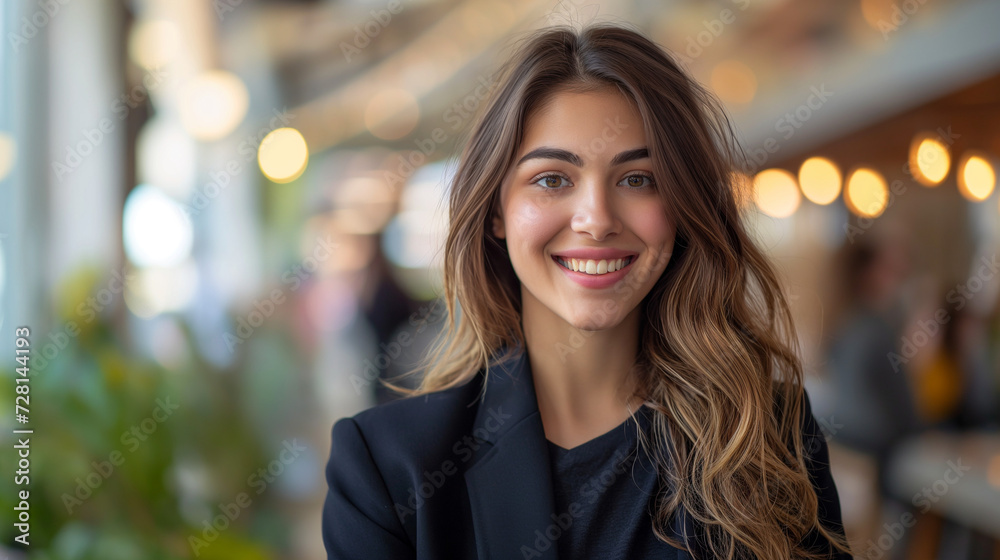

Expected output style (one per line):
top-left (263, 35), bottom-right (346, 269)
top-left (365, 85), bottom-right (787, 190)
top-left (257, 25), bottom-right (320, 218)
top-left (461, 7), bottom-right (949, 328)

top-left (570, 181), bottom-right (621, 241)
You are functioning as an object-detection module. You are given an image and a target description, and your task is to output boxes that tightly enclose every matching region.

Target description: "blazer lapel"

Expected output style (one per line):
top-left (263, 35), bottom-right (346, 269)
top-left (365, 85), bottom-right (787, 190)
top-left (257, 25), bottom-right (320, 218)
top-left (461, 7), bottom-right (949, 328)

top-left (463, 344), bottom-right (700, 560)
top-left (464, 346), bottom-right (561, 560)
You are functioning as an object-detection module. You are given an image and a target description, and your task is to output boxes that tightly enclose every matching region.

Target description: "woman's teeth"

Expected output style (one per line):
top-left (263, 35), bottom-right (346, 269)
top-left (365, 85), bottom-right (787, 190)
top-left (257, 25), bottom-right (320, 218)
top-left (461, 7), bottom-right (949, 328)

top-left (555, 256), bottom-right (633, 275)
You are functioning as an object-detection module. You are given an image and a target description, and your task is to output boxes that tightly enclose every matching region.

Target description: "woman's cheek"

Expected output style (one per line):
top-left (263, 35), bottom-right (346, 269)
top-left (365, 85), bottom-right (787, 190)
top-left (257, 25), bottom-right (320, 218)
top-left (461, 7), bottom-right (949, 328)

top-left (508, 198), bottom-right (561, 241)
top-left (634, 206), bottom-right (675, 244)
top-left (507, 197), bottom-right (544, 232)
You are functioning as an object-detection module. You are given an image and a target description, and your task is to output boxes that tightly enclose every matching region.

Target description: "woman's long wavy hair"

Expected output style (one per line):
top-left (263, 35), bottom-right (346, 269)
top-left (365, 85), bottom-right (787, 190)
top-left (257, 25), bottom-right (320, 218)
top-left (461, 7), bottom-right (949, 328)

top-left (383, 22), bottom-right (852, 560)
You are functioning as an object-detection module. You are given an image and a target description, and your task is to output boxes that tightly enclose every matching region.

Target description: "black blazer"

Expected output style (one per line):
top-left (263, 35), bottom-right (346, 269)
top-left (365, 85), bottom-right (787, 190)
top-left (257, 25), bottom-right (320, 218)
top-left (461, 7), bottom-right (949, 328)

top-left (322, 347), bottom-right (851, 559)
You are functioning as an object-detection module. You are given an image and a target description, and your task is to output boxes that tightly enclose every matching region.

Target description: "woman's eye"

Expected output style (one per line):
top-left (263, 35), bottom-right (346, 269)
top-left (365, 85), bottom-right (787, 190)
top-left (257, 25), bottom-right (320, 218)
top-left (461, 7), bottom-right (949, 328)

top-left (533, 174), bottom-right (570, 189)
top-left (531, 173), bottom-right (653, 190)
top-left (621, 173), bottom-right (654, 189)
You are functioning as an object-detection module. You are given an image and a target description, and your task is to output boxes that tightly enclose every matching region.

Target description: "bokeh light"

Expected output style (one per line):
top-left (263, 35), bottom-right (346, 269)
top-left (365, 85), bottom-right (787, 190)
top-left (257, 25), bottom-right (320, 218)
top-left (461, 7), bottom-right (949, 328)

top-left (128, 19), bottom-right (181, 70)
top-left (257, 127), bottom-right (309, 183)
top-left (383, 162), bottom-right (451, 270)
top-left (123, 260), bottom-right (198, 318)
top-left (301, 216), bottom-right (375, 274)
top-left (845, 167), bottom-right (889, 217)
top-left (909, 133), bottom-right (951, 186)
top-left (753, 168), bottom-right (801, 218)
top-left (331, 176), bottom-right (397, 234)
top-left (710, 60), bottom-right (758, 105)
top-left (364, 88), bottom-right (420, 140)
top-left (798, 157), bottom-right (842, 205)
top-left (179, 70), bottom-right (249, 141)
top-left (123, 184), bottom-right (194, 268)
top-left (957, 152), bottom-right (996, 202)
top-left (860, 0), bottom-right (896, 31)
top-left (137, 118), bottom-right (196, 199)
top-left (0, 132), bottom-right (16, 182)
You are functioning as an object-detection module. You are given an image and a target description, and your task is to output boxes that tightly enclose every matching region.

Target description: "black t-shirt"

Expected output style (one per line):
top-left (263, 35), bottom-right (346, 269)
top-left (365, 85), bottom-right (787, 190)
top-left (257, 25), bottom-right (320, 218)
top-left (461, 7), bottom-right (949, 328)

top-left (544, 405), bottom-right (682, 559)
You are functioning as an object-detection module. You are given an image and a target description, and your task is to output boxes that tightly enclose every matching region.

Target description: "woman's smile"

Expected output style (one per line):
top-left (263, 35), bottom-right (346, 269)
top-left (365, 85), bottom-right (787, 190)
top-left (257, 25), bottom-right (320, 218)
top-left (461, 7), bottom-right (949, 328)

top-left (553, 255), bottom-right (634, 274)
top-left (550, 253), bottom-right (638, 290)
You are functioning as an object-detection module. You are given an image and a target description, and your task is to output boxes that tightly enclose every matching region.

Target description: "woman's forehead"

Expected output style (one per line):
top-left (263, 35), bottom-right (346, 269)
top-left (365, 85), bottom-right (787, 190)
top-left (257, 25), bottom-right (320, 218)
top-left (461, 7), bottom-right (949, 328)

top-left (518, 91), bottom-right (647, 162)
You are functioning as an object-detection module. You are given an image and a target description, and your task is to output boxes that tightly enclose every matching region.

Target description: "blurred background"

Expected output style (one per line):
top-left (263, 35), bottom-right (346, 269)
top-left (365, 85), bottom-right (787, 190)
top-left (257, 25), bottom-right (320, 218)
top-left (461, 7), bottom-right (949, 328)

top-left (0, 0), bottom-right (998, 558)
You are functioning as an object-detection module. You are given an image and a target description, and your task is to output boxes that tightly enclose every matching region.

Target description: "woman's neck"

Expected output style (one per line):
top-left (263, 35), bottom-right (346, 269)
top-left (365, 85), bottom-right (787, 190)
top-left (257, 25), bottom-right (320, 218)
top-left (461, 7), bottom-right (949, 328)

top-left (521, 292), bottom-right (646, 447)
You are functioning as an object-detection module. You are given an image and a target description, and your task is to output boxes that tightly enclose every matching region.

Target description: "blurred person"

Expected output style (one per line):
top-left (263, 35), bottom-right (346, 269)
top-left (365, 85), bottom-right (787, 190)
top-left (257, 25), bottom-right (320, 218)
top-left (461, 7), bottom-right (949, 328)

top-left (952, 252), bottom-right (1000, 429)
top-left (970, 293), bottom-right (1000, 427)
top-left (909, 290), bottom-right (997, 431)
top-left (356, 239), bottom-right (424, 404)
top-left (906, 291), bottom-right (962, 428)
top-left (323, 23), bottom-right (851, 559)
top-left (909, 305), bottom-right (966, 427)
top-left (823, 229), bottom-right (922, 496)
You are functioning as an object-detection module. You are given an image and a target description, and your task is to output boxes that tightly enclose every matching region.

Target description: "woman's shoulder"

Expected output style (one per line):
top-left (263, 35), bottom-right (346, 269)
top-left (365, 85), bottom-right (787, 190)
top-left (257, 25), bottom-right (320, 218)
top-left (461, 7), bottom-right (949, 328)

top-left (350, 375), bottom-right (484, 434)
top-left (329, 373), bottom-right (487, 471)
top-left (769, 380), bottom-right (819, 422)
top-left (766, 381), bottom-right (851, 557)
top-left (322, 374), bottom-right (490, 554)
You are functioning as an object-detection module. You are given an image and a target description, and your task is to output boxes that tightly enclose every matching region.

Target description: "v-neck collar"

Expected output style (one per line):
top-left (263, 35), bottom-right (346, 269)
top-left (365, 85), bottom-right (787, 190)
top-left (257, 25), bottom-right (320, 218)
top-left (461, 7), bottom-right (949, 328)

top-left (545, 404), bottom-right (650, 455)
top-left (462, 343), bottom-right (700, 560)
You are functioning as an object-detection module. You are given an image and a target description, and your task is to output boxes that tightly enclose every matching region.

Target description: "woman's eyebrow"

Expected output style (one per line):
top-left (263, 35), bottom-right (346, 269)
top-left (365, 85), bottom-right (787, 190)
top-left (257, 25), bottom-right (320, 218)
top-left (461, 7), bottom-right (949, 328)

top-left (515, 146), bottom-right (649, 168)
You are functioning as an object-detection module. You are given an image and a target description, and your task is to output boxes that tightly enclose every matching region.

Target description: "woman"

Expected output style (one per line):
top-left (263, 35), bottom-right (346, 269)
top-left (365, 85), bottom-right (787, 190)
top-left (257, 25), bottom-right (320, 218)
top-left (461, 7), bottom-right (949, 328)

top-left (323, 22), bottom-right (853, 560)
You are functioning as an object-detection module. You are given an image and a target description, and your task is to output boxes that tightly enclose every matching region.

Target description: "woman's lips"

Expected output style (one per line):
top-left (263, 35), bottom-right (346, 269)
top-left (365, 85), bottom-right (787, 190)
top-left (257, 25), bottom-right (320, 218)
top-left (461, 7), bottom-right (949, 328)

top-left (551, 254), bottom-right (636, 289)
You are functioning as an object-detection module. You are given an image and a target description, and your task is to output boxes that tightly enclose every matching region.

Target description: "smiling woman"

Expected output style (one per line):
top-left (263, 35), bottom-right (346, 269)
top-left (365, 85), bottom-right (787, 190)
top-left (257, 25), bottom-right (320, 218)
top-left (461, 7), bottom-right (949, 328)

top-left (323, 22), bottom-right (853, 560)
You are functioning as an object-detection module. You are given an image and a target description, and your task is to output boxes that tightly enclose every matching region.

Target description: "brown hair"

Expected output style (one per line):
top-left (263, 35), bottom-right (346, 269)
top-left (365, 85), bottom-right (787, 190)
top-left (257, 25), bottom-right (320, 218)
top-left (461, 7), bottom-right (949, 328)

top-left (385, 22), bottom-right (852, 560)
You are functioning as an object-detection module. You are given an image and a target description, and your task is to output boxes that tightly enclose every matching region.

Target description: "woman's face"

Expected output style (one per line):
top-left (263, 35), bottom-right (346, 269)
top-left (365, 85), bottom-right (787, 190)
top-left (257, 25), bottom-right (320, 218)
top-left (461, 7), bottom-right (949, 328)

top-left (493, 87), bottom-right (676, 331)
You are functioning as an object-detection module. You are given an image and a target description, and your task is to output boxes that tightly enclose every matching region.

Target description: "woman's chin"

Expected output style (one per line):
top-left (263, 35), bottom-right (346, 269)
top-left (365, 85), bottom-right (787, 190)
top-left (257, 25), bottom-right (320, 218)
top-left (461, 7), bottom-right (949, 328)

top-left (560, 311), bottom-right (622, 332)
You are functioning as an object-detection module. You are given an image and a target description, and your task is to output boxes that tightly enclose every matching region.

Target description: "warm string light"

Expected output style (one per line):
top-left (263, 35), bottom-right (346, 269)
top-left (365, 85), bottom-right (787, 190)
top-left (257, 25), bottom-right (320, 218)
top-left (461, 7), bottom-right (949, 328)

top-left (844, 167), bottom-right (889, 218)
top-left (957, 151), bottom-right (996, 202)
top-left (179, 70), bottom-right (249, 141)
top-left (909, 132), bottom-right (951, 187)
top-left (257, 128), bottom-right (310, 184)
top-left (752, 168), bottom-right (800, 218)
top-left (798, 157), bottom-right (842, 205)
top-left (750, 132), bottom-right (996, 219)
